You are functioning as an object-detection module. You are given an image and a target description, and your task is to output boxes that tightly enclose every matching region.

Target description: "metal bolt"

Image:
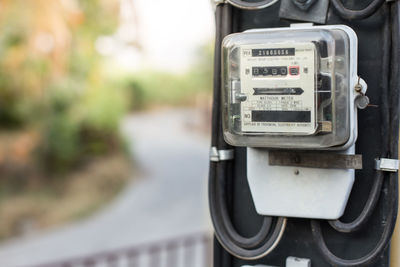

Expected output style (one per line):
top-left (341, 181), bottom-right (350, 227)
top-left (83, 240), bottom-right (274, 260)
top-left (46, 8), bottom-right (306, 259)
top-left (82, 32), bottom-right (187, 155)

top-left (355, 84), bottom-right (363, 93)
top-left (235, 93), bottom-right (247, 102)
top-left (355, 76), bottom-right (363, 93)
top-left (292, 0), bottom-right (317, 11)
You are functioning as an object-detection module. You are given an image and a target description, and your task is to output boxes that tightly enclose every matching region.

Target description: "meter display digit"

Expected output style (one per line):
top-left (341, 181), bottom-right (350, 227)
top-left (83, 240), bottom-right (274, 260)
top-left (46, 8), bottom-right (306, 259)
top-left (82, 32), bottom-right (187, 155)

top-left (240, 43), bottom-right (317, 135)
top-left (252, 66), bottom-right (288, 77)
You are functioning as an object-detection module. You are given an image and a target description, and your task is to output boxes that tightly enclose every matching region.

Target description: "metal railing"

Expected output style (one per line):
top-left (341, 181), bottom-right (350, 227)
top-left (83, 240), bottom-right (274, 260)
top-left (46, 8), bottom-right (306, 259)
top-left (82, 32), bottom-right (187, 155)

top-left (33, 232), bottom-right (212, 267)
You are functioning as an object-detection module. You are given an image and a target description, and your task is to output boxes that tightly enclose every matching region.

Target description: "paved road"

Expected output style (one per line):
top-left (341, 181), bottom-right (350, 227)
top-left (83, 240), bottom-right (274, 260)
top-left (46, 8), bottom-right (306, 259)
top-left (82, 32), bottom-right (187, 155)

top-left (0, 109), bottom-right (211, 267)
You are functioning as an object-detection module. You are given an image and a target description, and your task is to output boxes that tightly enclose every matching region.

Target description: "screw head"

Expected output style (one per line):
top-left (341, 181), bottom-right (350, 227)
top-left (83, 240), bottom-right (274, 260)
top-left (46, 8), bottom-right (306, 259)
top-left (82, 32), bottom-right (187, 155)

top-left (355, 95), bottom-right (370, 109)
top-left (355, 84), bottom-right (363, 93)
top-left (292, 0), bottom-right (317, 10)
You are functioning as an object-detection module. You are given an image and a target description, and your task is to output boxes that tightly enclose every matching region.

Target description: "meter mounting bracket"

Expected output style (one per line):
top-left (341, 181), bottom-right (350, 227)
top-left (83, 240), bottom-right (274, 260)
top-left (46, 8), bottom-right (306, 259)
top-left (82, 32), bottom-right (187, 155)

top-left (269, 151), bottom-right (363, 169)
top-left (279, 0), bottom-right (329, 24)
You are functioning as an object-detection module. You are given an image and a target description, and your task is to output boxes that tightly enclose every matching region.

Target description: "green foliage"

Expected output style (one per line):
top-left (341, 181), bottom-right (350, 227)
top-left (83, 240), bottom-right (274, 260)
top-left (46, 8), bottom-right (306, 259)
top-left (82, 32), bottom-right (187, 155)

top-left (38, 78), bottom-right (129, 172)
top-left (187, 42), bottom-right (214, 93)
top-left (123, 71), bottom-right (190, 108)
top-left (0, 0), bottom-right (127, 172)
top-left (121, 42), bottom-right (214, 109)
top-left (78, 0), bottom-right (118, 35)
top-left (38, 82), bottom-right (79, 171)
top-left (41, 108), bottom-right (80, 172)
top-left (0, 24), bottom-right (34, 127)
top-left (82, 86), bottom-right (128, 133)
top-left (78, 84), bottom-right (128, 157)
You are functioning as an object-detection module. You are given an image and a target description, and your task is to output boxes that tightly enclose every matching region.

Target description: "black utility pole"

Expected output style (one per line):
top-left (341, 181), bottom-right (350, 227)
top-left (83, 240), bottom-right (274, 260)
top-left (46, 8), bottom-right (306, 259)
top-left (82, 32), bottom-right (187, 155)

top-left (210, 0), bottom-right (400, 266)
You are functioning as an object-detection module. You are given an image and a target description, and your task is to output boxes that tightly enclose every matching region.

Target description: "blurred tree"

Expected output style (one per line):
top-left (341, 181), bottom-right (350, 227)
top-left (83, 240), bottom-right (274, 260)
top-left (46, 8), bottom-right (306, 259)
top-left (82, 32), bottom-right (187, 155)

top-left (0, 0), bottom-right (128, 171)
top-left (0, 0), bottom-right (76, 126)
top-left (0, 1), bottom-right (137, 238)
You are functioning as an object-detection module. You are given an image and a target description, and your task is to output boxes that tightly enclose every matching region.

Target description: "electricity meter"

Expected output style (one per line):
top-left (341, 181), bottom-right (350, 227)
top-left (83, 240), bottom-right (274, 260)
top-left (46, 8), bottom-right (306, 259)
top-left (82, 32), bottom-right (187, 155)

top-left (222, 25), bottom-right (361, 149)
top-left (221, 25), bottom-right (367, 219)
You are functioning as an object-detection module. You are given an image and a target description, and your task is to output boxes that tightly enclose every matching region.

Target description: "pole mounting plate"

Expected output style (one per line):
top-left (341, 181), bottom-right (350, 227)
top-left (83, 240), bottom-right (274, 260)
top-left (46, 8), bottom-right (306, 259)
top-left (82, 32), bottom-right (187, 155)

top-left (279, 0), bottom-right (329, 24)
top-left (269, 151), bottom-right (363, 169)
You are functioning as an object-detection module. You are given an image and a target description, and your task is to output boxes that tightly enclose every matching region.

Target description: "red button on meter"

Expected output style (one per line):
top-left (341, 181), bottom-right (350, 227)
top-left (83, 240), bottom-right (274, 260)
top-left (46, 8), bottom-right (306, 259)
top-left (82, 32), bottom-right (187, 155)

top-left (289, 66), bottom-right (300, 76)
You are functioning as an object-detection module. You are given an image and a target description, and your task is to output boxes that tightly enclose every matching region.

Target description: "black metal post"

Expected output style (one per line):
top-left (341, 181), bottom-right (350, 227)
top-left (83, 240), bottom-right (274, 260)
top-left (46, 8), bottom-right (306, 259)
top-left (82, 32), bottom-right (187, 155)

top-left (211, 1), bottom-right (398, 266)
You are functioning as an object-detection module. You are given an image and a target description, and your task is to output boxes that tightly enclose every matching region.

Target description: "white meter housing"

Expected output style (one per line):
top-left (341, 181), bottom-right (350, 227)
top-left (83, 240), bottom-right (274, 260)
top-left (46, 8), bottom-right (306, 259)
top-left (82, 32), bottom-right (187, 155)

top-left (222, 25), bottom-right (359, 149)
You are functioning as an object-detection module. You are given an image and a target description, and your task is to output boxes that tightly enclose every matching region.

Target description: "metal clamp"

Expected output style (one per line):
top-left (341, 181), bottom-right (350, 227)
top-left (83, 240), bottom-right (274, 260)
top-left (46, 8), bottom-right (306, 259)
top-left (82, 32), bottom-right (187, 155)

top-left (210, 147), bottom-right (234, 162)
top-left (286, 256), bottom-right (311, 267)
top-left (214, 0), bottom-right (280, 9)
top-left (375, 158), bottom-right (400, 172)
top-left (214, 0), bottom-right (227, 5)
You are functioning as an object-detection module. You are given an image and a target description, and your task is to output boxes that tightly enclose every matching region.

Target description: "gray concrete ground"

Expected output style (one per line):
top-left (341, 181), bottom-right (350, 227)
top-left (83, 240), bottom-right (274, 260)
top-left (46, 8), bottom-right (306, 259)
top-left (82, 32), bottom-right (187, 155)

top-left (0, 109), bottom-right (211, 267)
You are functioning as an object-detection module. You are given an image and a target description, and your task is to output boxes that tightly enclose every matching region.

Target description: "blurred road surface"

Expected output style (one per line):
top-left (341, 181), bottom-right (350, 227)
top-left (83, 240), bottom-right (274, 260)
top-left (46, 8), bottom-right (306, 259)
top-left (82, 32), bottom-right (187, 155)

top-left (0, 109), bottom-right (211, 267)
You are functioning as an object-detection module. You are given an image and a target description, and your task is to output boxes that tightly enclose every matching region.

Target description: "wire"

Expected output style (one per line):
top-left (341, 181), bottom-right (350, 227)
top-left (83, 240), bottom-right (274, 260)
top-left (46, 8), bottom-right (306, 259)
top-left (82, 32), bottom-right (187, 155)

top-left (216, 162), bottom-right (273, 248)
top-left (226, 0), bottom-right (279, 10)
top-left (330, 0), bottom-right (385, 20)
top-left (327, 172), bottom-right (384, 233)
top-left (327, 3), bottom-right (391, 234)
top-left (311, 170), bottom-right (398, 266)
top-left (209, 3), bottom-right (286, 260)
top-left (209, 161), bottom-right (287, 260)
top-left (311, 181), bottom-right (397, 267)
top-left (311, 2), bottom-right (400, 265)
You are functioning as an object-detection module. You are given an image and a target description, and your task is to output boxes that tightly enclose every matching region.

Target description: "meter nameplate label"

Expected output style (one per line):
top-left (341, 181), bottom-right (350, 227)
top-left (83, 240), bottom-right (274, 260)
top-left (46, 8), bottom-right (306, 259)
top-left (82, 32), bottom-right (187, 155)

top-left (240, 43), bottom-right (317, 134)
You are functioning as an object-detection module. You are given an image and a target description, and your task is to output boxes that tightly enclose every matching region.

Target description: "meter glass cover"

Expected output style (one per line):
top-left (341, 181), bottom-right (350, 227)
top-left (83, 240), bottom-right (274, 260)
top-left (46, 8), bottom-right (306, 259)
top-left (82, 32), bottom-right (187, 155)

top-left (222, 26), bottom-right (357, 149)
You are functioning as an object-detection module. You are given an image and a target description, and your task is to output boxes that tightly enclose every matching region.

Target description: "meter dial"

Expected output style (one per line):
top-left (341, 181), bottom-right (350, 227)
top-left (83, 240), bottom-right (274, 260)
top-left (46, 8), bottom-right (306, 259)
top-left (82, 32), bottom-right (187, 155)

top-left (239, 42), bottom-right (317, 135)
